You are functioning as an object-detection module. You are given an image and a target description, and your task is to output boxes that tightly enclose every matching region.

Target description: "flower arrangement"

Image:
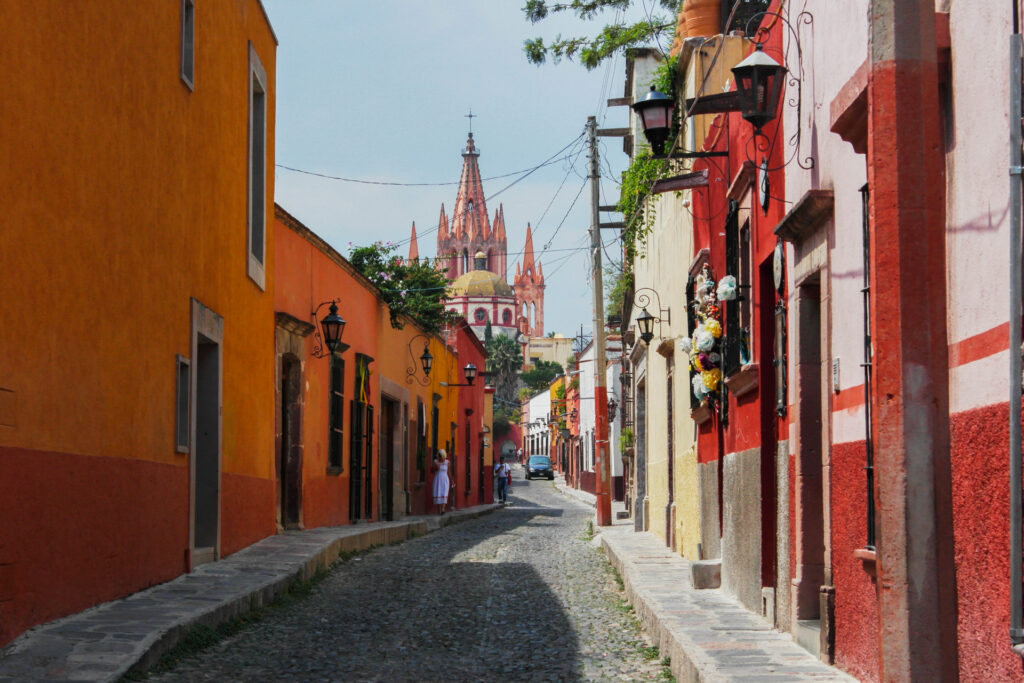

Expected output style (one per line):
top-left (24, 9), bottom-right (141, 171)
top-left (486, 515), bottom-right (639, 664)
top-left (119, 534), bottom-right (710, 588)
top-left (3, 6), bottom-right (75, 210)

top-left (688, 264), bottom-right (725, 406)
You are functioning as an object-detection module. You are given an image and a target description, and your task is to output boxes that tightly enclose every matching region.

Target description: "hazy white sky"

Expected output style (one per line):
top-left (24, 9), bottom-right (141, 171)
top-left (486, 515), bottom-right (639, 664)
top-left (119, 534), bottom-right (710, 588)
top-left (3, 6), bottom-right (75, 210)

top-left (262, 1), bottom-right (659, 338)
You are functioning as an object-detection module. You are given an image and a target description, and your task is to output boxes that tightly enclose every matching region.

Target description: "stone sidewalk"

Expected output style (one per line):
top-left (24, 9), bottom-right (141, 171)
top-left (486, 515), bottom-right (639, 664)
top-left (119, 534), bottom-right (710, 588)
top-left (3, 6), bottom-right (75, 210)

top-left (553, 475), bottom-right (856, 682)
top-left (0, 504), bottom-right (498, 682)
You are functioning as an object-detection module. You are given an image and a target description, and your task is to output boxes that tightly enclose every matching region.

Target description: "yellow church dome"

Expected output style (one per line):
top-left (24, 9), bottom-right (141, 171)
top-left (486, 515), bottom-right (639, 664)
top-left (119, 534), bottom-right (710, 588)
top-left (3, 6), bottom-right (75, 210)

top-left (450, 269), bottom-right (515, 297)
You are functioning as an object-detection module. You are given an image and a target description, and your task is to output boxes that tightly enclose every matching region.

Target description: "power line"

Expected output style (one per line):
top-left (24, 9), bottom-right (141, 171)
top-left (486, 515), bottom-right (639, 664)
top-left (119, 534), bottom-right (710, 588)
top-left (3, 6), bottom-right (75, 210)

top-left (395, 131), bottom-right (587, 249)
top-left (275, 151), bottom-right (578, 187)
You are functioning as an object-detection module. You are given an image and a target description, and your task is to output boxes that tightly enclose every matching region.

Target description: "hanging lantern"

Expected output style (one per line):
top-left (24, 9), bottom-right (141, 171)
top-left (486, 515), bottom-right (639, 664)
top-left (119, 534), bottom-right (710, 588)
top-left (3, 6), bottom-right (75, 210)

top-left (636, 307), bottom-right (656, 345)
top-left (631, 86), bottom-right (675, 157)
top-left (731, 45), bottom-right (787, 132)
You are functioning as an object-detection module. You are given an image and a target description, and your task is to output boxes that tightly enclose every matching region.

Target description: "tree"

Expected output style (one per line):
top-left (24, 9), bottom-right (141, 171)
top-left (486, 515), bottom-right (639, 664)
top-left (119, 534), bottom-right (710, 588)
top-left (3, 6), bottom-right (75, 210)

top-left (521, 360), bottom-right (564, 392)
top-left (348, 242), bottom-right (456, 334)
top-left (523, 0), bottom-right (679, 70)
top-left (484, 319), bottom-right (494, 344)
top-left (485, 333), bottom-right (524, 411)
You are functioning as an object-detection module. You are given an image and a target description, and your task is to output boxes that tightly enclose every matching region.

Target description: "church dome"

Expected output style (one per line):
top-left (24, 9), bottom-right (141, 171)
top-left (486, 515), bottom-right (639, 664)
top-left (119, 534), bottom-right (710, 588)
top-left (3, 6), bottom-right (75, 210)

top-left (450, 269), bottom-right (515, 297)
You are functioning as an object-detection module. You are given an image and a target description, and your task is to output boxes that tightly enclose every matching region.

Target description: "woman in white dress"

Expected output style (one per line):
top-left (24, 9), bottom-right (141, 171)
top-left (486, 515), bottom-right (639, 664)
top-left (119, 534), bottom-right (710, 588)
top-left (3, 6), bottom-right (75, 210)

top-left (432, 449), bottom-right (452, 514)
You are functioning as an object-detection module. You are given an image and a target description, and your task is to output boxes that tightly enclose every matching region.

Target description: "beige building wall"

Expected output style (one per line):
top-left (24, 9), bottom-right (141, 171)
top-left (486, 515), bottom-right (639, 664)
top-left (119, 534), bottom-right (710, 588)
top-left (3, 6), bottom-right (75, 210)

top-left (626, 37), bottom-right (749, 560)
top-left (524, 335), bottom-right (574, 369)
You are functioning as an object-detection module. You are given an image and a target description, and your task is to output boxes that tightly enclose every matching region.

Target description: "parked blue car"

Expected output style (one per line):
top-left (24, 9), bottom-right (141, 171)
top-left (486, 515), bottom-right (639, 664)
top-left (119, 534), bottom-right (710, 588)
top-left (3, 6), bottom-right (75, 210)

top-left (525, 455), bottom-right (554, 480)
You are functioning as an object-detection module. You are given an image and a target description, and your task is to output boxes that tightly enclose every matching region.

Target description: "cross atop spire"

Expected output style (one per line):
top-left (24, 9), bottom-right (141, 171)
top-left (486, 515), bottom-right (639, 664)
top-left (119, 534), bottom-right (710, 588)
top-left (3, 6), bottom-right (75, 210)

top-left (465, 108), bottom-right (476, 134)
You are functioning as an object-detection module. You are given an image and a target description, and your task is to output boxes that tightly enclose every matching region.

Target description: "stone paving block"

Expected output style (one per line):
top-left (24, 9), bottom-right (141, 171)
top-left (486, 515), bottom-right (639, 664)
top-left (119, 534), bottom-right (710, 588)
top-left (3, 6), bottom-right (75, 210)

top-left (0, 506), bottom-right (498, 681)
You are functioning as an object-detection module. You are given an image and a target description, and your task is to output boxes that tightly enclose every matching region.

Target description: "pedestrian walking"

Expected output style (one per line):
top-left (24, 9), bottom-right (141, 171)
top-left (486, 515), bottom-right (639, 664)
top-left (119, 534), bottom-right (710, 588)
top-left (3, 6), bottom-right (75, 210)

top-left (432, 449), bottom-right (452, 514)
top-left (516, 447), bottom-right (523, 464)
top-left (494, 456), bottom-right (511, 504)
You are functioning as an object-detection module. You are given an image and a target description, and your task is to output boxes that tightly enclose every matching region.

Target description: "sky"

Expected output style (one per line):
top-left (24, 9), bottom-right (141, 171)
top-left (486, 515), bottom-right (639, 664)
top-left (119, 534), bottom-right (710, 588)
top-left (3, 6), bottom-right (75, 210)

top-left (261, 1), bottom-right (659, 340)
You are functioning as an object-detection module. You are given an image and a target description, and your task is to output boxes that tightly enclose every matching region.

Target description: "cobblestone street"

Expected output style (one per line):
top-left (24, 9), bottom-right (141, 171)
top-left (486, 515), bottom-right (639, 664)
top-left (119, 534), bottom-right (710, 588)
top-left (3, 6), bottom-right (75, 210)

top-left (145, 470), bottom-right (669, 682)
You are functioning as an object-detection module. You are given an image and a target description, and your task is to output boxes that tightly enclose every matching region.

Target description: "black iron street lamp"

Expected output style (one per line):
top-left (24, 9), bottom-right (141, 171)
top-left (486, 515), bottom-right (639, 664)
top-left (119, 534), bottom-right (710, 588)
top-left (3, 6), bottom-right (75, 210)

top-left (636, 307), bottom-right (656, 345)
top-left (631, 86), bottom-right (674, 157)
top-left (731, 44), bottom-right (788, 133)
top-left (311, 300), bottom-right (347, 358)
top-left (608, 397), bottom-right (618, 422)
top-left (441, 363), bottom-right (478, 388)
top-left (406, 336), bottom-right (434, 386)
top-left (420, 344), bottom-right (434, 376)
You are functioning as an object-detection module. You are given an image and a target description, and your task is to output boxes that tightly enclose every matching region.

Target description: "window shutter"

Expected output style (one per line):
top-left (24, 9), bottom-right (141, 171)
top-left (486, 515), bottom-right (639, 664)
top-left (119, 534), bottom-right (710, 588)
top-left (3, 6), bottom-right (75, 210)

top-left (724, 200), bottom-right (741, 377)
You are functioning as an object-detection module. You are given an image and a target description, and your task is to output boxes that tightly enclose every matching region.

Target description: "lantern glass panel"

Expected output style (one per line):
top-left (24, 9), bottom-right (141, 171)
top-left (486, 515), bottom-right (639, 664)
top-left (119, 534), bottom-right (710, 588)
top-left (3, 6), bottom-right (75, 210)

top-left (640, 102), bottom-right (671, 131)
top-left (636, 307), bottom-right (655, 342)
top-left (321, 304), bottom-right (346, 351)
top-left (420, 346), bottom-right (434, 376)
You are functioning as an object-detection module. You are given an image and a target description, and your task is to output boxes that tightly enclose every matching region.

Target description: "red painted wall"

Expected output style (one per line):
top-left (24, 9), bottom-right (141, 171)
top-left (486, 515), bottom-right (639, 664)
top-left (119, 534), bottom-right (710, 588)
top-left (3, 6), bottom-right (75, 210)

top-left (950, 403), bottom-right (1024, 681)
top-left (829, 440), bottom-right (880, 682)
top-left (454, 320), bottom-right (488, 508)
top-left (0, 448), bottom-right (188, 645)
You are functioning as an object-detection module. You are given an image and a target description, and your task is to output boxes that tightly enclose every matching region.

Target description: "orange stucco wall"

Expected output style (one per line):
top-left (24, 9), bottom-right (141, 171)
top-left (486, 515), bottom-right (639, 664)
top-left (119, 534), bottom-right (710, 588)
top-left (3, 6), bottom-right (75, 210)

top-left (274, 207), bottom-right (470, 524)
top-left (0, 2), bottom-right (277, 645)
top-left (274, 208), bottom-right (383, 528)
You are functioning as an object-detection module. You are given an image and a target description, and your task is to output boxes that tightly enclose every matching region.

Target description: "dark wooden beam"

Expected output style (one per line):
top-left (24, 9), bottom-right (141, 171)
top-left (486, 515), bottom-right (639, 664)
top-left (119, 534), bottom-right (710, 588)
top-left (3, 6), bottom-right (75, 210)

top-left (652, 169), bottom-right (709, 194)
top-left (606, 96), bottom-right (632, 107)
top-left (684, 91), bottom-right (741, 116)
top-left (599, 205), bottom-right (621, 212)
top-left (596, 127), bottom-right (629, 137)
top-left (599, 221), bottom-right (626, 230)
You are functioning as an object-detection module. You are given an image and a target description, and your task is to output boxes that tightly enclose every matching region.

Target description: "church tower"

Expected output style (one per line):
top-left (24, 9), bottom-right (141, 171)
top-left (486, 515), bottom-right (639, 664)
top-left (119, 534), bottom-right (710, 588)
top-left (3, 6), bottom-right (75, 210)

top-left (513, 224), bottom-right (545, 337)
top-left (435, 133), bottom-right (508, 279)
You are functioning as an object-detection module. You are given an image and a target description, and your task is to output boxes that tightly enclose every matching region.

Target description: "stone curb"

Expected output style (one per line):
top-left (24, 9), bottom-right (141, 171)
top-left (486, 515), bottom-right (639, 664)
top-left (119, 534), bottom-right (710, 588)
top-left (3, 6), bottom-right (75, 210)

top-left (0, 504), bottom-right (499, 682)
top-left (551, 476), bottom-right (852, 682)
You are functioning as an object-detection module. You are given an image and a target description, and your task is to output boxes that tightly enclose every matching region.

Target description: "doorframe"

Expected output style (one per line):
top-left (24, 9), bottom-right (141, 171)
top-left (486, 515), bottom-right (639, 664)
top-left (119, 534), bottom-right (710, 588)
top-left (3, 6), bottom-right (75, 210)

top-left (189, 298), bottom-right (223, 570)
top-left (274, 313), bottom-right (314, 532)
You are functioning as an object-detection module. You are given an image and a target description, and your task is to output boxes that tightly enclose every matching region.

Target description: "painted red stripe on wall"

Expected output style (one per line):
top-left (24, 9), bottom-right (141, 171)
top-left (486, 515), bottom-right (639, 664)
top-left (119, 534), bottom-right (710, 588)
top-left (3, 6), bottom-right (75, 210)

top-left (948, 322), bottom-right (1009, 368)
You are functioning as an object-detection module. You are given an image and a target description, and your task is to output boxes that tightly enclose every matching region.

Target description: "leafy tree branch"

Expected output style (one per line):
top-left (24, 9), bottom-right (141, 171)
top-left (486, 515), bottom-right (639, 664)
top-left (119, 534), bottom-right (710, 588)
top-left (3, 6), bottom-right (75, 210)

top-left (523, 0), bottom-right (679, 70)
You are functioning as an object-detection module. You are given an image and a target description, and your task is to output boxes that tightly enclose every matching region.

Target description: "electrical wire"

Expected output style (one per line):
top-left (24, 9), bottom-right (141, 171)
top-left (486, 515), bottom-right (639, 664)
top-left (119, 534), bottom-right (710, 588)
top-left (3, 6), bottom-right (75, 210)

top-left (392, 131), bottom-right (587, 248)
top-left (275, 150), bottom-right (577, 187)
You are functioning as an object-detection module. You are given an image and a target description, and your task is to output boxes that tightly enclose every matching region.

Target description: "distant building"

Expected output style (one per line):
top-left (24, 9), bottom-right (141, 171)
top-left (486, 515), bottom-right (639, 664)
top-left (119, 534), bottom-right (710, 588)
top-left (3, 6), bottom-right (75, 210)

top-left (412, 132), bottom-right (546, 342)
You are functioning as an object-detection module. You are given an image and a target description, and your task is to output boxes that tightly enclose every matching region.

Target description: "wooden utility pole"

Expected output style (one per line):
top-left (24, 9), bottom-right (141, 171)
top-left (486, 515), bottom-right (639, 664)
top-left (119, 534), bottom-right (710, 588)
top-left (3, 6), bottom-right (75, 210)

top-left (587, 116), bottom-right (612, 526)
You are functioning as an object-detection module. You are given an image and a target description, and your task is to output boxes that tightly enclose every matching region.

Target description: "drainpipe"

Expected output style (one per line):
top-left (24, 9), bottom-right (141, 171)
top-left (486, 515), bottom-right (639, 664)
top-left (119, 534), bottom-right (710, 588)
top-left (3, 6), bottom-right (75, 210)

top-left (1009, 30), bottom-right (1024, 656)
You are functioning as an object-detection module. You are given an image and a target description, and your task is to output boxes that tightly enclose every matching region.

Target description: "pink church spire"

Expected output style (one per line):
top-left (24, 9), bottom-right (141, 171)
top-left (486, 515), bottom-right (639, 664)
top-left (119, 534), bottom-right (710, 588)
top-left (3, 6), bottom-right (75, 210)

top-left (408, 222), bottom-right (419, 262)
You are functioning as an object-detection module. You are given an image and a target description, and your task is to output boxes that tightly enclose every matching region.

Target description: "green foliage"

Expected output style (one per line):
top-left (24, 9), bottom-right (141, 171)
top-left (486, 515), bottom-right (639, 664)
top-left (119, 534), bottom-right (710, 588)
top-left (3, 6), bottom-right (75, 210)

top-left (554, 383), bottom-right (566, 401)
top-left (521, 360), bottom-right (564, 392)
top-left (518, 386), bottom-right (534, 401)
top-left (486, 333), bottom-right (525, 409)
top-left (484, 319), bottom-right (494, 343)
top-left (348, 241), bottom-right (456, 334)
top-left (651, 55), bottom-right (682, 143)
top-left (605, 264), bottom-right (634, 320)
top-left (523, 0), bottom-right (680, 70)
top-left (618, 150), bottom-right (671, 263)
top-left (619, 426), bottom-right (635, 450)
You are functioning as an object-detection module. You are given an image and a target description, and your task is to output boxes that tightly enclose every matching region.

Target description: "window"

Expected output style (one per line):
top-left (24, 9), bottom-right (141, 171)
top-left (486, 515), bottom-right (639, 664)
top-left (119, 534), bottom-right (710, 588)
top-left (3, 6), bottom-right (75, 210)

top-left (328, 356), bottom-right (344, 472)
top-left (417, 399), bottom-right (427, 482)
top-left (180, 0), bottom-right (195, 89)
top-left (724, 200), bottom-right (742, 376)
top-left (465, 419), bottom-right (472, 491)
top-left (247, 45), bottom-right (268, 289)
top-left (502, 309), bottom-right (512, 325)
top-left (739, 219), bottom-right (752, 363)
top-left (175, 355), bottom-right (190, 452)
top-left (474, 308), bottom-right (488, 323)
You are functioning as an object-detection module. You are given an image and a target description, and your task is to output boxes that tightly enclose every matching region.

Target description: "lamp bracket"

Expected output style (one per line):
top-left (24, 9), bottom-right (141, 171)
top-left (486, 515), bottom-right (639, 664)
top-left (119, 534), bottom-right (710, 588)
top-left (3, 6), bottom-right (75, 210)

top-left (634, 288), bottom-right (671, 326)
top-left (405, 334), bottom-right (432, 387)
top-left (740, 10), bottom-right (815, 173)
top-left (311, 298), bottom-right (343, 359)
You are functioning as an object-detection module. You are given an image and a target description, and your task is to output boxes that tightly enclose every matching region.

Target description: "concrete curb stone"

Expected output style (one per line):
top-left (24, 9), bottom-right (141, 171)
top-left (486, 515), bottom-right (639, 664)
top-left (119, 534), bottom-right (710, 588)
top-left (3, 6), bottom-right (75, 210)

top-left (551, 476), bottom-right (855, 682)
top-left (0, 504), bottom-right (499, 682)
